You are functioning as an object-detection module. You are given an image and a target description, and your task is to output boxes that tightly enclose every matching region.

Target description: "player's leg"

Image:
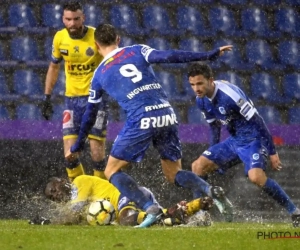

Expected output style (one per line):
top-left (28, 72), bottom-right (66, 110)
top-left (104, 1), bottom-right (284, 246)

top-left (88, 106), bottom-right (108, 179)
top-left (243, 141), bottom-right (300, 227)
top-left (89, 138), bottom-right (106, 179)
top-left (63, 97), bottom-right (87, 181)
top-left (63, 137), bottom-right (85, 181)
top-left (105, 124), bottom-right (163, 228)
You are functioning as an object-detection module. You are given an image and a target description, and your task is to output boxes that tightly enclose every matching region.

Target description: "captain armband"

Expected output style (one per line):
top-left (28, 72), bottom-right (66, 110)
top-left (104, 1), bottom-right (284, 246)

top-left (237, 99), bottom-right (257, 121)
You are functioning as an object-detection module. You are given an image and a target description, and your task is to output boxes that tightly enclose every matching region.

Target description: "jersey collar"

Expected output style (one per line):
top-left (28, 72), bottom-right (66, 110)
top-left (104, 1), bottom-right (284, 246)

top-left (100, 47), bottom-right (124, 66)
top-left (208, 81), bottom-right (218, 101)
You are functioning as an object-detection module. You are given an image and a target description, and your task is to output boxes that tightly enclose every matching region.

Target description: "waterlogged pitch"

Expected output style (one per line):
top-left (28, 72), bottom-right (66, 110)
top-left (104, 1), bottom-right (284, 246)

top-left (0, 220), bottom-right (299, 250)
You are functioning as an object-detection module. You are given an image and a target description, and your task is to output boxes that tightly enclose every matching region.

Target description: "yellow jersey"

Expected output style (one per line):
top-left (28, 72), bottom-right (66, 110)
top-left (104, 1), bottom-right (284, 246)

top-left (71, 175), bottom-right (121, 215)
top-left (51, 26), bottom-right (103, 97)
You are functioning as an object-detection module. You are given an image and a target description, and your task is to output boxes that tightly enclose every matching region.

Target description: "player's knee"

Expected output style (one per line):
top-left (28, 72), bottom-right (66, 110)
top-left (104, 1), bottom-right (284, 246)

top-left (248, 169), bottom-right (267, 187)
top-left (191, 157), bottom-right (212, 176)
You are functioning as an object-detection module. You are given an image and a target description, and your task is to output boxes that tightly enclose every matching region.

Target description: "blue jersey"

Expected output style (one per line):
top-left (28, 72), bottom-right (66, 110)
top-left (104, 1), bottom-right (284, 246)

top-left (196, 80), bottom-right (276, 155)
top-left (89, 45), bottom-right (170, 120)
top-left (71, 44), bottom-right (221, 153)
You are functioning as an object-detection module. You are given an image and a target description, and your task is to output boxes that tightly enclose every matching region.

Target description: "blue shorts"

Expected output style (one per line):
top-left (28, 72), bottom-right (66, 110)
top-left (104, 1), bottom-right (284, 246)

top-left (202, 137), bottom-right (268, 176)
top-left (111, 108), bottom-right (182, 162)
top-left (62, 96), bottom-right (108, 140)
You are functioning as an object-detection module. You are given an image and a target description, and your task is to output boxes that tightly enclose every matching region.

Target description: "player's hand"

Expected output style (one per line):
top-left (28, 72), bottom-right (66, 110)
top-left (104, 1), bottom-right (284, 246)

top-left (269, 153), bottom-right (283, 171)
top-left (41, 95), bottom-right (53, 120)
top-left (65, 149), bottom-right (79, 161)
top-left (219, 45), bottom-right (233, 56)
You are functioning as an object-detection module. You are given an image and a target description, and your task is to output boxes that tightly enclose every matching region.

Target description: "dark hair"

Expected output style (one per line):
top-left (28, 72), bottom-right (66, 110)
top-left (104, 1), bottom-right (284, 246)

top-left (187, 62), bottom-right (213, 79)
top-left (63, 1), bottom-right (82, 11)
top-left (94, 24), bottom-right (118, 46)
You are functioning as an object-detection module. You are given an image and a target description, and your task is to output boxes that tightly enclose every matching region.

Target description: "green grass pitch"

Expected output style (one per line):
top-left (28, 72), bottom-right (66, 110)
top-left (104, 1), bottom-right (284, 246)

top-left (0, 220), bottom-right (299, 250)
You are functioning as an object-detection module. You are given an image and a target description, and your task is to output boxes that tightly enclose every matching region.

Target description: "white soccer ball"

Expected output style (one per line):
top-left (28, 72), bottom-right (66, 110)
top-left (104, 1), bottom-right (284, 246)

top-left (87, 199), bottom-right (116, 226)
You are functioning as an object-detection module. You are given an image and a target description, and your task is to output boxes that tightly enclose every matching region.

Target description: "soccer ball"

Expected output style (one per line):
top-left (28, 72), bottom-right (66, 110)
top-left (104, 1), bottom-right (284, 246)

top-left (87, 199), bottom-right (116, 226)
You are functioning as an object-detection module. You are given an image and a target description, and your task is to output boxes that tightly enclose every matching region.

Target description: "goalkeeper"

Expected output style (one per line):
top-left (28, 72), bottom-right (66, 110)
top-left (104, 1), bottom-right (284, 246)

top-left (35, 175), bottom-right (213, 226)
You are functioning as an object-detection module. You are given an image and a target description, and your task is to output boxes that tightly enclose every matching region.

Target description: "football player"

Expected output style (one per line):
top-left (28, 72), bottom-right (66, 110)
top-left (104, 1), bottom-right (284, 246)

top-left (188, 62), bottom-right (300, 227)
top-left (41, 1), bottom-right (108, 181)
top-left (65, 24), bottom-right (233, 228)
top-left (37, 175), bottom-right (214, 226)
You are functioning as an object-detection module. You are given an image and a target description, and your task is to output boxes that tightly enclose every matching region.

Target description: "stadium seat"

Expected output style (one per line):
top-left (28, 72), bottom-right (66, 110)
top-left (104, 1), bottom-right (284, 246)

top-left (288, 107), bottom-right (300, 124)
top-left (13, 70), bottom-right (43, 96)
top-left (10, 36), bottom-right (40, 61)
top-left (188, 0), bottom-right (215, 3)
top-left (241, 8), bottom-right (280, 38)
top-left (146, 38), bottom-right (172, 51)
top-left (0, 41), bottom-right (6, 60)
top-left (252, 0), bottom-right (281, 5)
top-left (245, 40), bottom-right (281, 71)
top-left (220, 0), bottom-right (247, 4)
top-left (155, 71), bottom-right (182, 101)
top-left (0, 9), bottom-right (6, 27)
top-left (187, 105), bottom-right (207, 124)
top-left (176, 6), bottom-right (212, 36)
top-left (44, 36), bottom-right (53, 60)
top-left (178, 38), bottom-right (205, 52)
top-left (249, 73), bottom-right (287, 104)
top-left (119, 36), bottom-right (136, 47)
top-left (83, 5), bottom-right (105, 27)
top-left (285, 0), bottom-right (300, 5)
top-left (0, 105), bottom-right (10, 120)
top-left (256, 106), bottom-right (282, 124)
top-left (212, 39), bottom-right (249, 70)
top-left (181, 75), bottom-right (196, 97)
top-left (282, 74), bottom-right (300, 101)
top-left (275, 8), bottom-right (300, 37)
top-left (0, 73), bottom-right (10, 95)
top-left (208, 7), bottom-right (245, 37)
top-left (15, 104), bottom-right (43, 120)
top-left (42, 4), bottom-right (64, 28)
top-left (52, 71), bottom-right (66, 96)
top-left (52, 104), bottom-right (65, 121)
top-left (8, 4), bottom-right (37, 27)
top-left (216, 72), bottom-right (244, 91)
top-left (278, 41), bottom-right (300, 70)
top-left (110, 5), bottom-right (144, 36)
top-left (142, 6), bottom-right (180, 36)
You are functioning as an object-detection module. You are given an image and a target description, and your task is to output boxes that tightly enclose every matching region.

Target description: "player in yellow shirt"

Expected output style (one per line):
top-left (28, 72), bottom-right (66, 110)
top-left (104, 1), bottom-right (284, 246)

top-left (43, 175), bottom-right (214, 226)
top-left (41, 1), bottom-right (107, 181)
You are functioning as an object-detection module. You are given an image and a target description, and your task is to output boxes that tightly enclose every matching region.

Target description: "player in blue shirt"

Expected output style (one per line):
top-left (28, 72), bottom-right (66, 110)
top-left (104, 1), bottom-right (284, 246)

top-left (65, 24), bottom-right (233, 228)
top-left (187, 62), bottom-right (300, 227)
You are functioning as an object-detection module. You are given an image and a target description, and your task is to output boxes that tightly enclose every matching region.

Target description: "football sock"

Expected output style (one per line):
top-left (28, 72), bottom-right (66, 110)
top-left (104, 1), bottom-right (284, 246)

top-left (93, 160), bottom-right (107, 179)
top-left (65, 159), bottom-right (85, 180)
top-left (109, 171), bottom-right (154, 211)
top-left (262, 178), bottom-right (297, 214)
top-left (137, 212), bottom-right (147, 224)
top-left (175, 170), bottom-right (210, 198)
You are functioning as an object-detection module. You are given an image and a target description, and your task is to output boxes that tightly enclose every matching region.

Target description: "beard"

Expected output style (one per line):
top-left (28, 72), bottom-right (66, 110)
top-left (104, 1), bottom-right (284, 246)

top-left (66, 26), bottom-right (83, 38)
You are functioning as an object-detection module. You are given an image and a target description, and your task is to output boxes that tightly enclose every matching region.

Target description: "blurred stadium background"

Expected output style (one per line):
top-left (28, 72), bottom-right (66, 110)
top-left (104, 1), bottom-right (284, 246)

top-left (0, 0), bottom-right (299, 223)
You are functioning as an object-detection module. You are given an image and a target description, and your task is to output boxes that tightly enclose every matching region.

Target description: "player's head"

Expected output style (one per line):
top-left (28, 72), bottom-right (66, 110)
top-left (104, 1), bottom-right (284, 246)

top-left (94, 24), bottom-right (120, 55)
top-left (62, 1), bottom-right (85, 37)
top-left (187, 63), bottom-right (215, 98)
top-left (44, 177), bottom-right (71, 202)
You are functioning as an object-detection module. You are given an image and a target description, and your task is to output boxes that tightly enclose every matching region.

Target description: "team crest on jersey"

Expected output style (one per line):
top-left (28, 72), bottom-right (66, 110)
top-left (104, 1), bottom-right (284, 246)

top-left (219, 107), bottom-right (226, 114)
top-left (86, 47), bottom-right (94, 56)
top-left (252, 153), bottom-right (259, 160)
top-left (73, 46), bottom-right (79, 53)
top-left (203, 150), bottom-right (211, 155)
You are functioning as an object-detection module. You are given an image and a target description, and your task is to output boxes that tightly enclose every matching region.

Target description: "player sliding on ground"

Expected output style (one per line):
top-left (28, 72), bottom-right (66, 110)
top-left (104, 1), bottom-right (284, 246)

top-left (65, 24), bottom-right (234, 228)
top-left (29, 175), bottom-right (214, 227)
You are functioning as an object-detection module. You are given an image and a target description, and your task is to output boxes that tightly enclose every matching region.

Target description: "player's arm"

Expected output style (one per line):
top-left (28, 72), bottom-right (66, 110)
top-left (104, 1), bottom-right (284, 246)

top-left (145, 45), bottom-right (232, 64)
top-left (42, 33), bottom-right (63, 120)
